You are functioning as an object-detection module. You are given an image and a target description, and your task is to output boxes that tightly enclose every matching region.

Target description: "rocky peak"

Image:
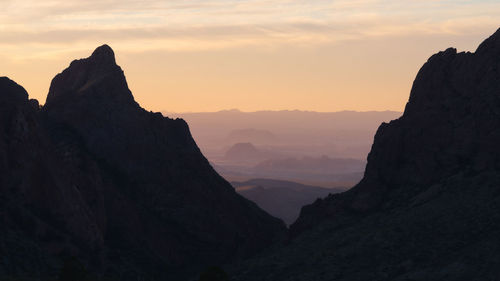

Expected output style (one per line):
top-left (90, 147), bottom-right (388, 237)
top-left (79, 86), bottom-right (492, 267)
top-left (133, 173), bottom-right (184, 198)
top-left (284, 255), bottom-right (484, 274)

top-left (292, 27), bottom-right (500, 234)
top-left (227, 28), bottom-right (500, 281)
top-left (476, 27), bottom-right (500, 55)
top-left (0, 77), bottom-right (28, 104)
top-left (45, 44), bottom-right (135, 107)
top-left (366, 27), bottom-right (500, 192)
top-left (1, 44), bottom-right (286, 280)
top-left (89, 44), bottom-right (116, 65)
top-left (36, 45), bottom-right (287, 279)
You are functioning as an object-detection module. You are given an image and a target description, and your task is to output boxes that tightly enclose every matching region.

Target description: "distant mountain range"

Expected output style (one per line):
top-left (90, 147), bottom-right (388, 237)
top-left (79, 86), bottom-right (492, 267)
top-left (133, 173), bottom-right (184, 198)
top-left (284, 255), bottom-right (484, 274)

top-left (165, 109), bottom-right (401, 160)
top-left (165, 108), bottom-right (399, 187)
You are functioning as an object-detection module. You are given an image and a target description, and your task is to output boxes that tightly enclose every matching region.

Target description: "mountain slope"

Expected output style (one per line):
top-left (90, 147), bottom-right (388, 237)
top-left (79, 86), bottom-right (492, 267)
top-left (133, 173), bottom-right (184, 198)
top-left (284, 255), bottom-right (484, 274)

top-left (0, 46), bottom-right (285, 281)
top-left (229, 27), bottom-right (500, 281)
top-left (233, 179), bottom-right (345, 225)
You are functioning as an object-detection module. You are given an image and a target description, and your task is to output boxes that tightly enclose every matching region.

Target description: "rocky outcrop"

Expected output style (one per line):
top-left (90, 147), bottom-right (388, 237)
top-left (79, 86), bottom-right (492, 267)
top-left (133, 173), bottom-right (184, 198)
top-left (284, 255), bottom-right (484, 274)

top-left (292, 27), bottom-right (500, 232)
top-left (229, 28), bottom-right (500, 280)
top-left (0, 77), bottom-right (105, 280)
top-left (0, 46), bottom-right (285, 281)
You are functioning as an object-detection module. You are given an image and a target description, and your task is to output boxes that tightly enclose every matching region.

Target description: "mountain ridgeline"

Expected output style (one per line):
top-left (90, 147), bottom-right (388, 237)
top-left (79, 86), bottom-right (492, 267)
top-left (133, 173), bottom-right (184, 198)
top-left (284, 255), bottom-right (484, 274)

top-left (228, 28), bottom-right (500, 280)
top-left (3, 27), bottom-right (500, 281)
top-left (0, 45), bottom-right (285, 280)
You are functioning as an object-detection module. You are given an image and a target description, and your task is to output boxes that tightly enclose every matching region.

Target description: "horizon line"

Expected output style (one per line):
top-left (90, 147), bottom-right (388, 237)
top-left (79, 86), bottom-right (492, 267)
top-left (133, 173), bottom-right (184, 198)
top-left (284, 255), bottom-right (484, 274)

top-left (163, 108), bottom-right (403, 114)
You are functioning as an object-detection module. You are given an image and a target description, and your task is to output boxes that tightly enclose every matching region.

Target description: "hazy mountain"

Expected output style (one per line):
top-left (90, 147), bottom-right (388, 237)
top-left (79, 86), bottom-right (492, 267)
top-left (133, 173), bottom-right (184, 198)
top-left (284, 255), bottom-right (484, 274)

top-left (224, 142), bottom-right (265, 162)
top-left (167, 108), bottom-right (399, 186)
top-left (229, 28), bottom-right (500, 280)
top-left (233, 179), bottom-right (346, 225)
top-left (253, 155), bottom-right (365, 180)
top-left (212, 155), bottom-right (365, 188)
top-left (226, 128), bottom-right (276, 145)
top-left (165, 109), bottom-right (401, 160)
top-left (0, 46), bottom-right (285, 281)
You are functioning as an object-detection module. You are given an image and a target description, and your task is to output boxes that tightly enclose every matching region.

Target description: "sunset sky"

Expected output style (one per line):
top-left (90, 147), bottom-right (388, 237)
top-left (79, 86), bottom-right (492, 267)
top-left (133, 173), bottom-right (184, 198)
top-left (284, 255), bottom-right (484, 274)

top-left (1, 0), bottom-right (499, 112)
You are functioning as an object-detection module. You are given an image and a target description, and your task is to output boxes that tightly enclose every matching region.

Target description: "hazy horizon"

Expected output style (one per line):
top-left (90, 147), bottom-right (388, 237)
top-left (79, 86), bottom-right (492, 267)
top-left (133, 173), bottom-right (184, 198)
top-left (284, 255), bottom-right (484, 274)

top-left (164, 108), bottom-right (402, 114)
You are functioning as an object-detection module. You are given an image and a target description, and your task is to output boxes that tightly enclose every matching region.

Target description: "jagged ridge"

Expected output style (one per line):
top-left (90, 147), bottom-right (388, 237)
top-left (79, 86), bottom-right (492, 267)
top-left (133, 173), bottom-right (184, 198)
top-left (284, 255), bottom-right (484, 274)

top-left (0, 46), bottom-right (285, 281)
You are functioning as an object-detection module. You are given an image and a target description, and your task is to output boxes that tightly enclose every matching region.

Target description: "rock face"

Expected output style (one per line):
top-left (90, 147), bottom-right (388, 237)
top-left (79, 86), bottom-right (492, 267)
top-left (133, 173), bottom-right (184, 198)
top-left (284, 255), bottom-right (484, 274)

top-left (0, 46), bottom-right (285, 280)
top-left (292, 27), bottom-right (500, 232)
top-left (229, 28), bottom-right (500, 280)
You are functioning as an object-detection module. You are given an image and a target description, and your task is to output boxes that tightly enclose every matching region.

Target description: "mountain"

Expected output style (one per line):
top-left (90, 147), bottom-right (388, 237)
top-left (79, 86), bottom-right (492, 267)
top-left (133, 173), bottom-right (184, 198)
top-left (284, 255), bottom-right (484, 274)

top-left (233, 179), bottom-right (346, 225)
top-left (224, 142), bottom-right (264, 161)
top-left (228, 28), bottom-right (500, 280)
top-left (223, 142), bottom-right (284, 164)
top-left (0, 45), bottom-right (285, 281)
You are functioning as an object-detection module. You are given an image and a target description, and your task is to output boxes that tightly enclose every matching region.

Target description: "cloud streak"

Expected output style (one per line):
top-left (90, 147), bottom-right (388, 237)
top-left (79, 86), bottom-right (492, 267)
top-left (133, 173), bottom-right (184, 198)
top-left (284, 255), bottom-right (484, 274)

top-left (0, 0), bottom-right (499, 57)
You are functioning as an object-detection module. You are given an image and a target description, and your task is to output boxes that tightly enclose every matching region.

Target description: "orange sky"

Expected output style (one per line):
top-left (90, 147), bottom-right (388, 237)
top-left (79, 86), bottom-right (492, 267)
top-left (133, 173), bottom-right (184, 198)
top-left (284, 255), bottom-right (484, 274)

top-left (1, 0), bottom-right (499, 112)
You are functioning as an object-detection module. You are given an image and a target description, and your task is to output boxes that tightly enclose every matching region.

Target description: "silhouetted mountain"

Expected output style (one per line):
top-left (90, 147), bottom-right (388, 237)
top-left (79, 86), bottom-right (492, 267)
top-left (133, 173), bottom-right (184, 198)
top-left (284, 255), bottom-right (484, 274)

top-left (0, 45), bottom-right (285, 281)
top-left (229, 28), bottom-right (500, 280)
top-left (232, 179), bottom-right (345, 225)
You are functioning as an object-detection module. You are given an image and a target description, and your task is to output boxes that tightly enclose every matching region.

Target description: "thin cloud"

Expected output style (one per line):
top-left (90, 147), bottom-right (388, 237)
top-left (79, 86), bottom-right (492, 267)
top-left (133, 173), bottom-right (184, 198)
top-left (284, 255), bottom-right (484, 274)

top-left (0, 0), bottom-right (498, 56)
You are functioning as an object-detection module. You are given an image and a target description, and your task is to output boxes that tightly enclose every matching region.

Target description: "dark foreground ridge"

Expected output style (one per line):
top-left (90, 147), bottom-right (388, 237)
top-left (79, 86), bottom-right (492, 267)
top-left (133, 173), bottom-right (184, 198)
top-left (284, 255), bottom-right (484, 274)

top-left (229, 28), bottom-right (500, 280)
top-left (0, 46), bottom-right (285, 281)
